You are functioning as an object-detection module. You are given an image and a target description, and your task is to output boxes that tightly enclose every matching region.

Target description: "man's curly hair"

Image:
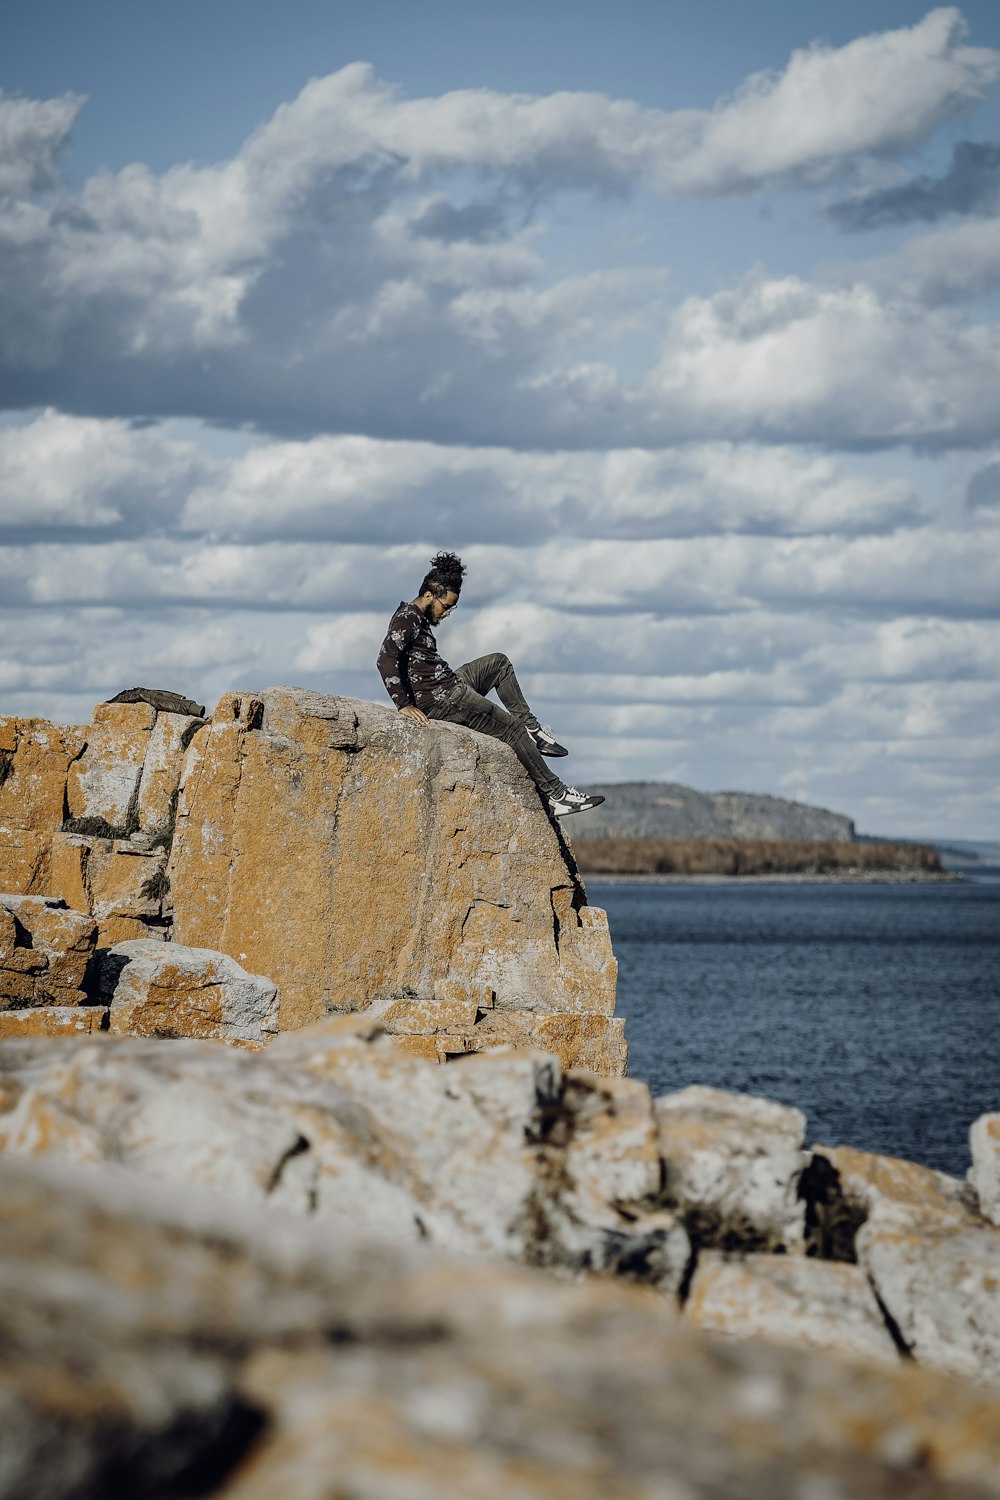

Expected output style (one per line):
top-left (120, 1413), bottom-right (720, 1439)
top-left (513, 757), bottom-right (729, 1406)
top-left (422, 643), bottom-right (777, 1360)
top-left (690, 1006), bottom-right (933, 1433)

top-left (420, 550), bottom-right (466, 599)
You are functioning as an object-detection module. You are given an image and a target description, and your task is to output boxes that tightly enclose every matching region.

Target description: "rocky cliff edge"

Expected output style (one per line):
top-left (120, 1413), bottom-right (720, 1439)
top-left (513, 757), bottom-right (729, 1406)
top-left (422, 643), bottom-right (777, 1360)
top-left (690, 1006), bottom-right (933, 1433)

top-left (0, 688), bottom-right (621, 1071)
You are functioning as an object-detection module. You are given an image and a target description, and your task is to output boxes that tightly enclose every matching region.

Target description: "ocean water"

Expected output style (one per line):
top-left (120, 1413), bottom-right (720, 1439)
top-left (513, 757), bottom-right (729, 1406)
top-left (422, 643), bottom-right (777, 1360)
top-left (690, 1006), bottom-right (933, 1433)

top-left (589, 874), bottom-right (1000, 1177)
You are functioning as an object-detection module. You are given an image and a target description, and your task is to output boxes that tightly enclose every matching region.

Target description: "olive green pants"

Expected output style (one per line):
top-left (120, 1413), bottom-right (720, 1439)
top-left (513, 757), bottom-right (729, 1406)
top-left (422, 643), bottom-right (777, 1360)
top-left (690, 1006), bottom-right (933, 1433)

top-left (428, 652), bottom-right (564, 797)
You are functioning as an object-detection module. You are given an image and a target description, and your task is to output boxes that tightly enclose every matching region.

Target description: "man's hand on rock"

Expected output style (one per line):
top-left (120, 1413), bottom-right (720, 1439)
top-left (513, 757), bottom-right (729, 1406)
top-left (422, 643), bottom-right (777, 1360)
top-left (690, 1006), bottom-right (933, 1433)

top-left (399, 705), bottom-right (429, 726)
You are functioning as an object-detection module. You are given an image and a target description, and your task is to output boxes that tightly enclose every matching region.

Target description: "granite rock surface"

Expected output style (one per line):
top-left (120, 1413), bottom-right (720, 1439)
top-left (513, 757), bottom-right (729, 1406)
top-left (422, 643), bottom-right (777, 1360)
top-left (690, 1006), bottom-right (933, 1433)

top-left (0, 716), bottom-right (87, 893)
top-left (105, 939), bottom-right (280, 1044)
top-left (685, 1250), bottom-right (900, 1366)
top-left (4, 1152), bottom-right (1000, 1500)
top-left (168, 688), bottom-right (617, 1033)
top-left (0, 894), bottom-right (97, 1008)
top-left (0, 689), bottom-right (623, 1071)
top-left (654, 1085), bottom-right (807, 1251)
top-left (970, 1113), bottom-right (1000, 1228)
top-left (0, 1021), bottom-right (685, 1283)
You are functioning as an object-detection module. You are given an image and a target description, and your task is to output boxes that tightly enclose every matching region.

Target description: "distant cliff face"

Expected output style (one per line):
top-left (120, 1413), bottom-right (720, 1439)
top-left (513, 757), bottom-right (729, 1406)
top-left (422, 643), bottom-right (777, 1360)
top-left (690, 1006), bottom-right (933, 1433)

top-left (571, 781), bottom-right (856, 842)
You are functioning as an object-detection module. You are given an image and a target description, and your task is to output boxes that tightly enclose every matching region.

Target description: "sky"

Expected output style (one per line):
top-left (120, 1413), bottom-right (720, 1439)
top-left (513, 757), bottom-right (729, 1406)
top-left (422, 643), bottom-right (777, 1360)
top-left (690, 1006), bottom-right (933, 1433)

top-left (1, 1), bottom-right (999, 840)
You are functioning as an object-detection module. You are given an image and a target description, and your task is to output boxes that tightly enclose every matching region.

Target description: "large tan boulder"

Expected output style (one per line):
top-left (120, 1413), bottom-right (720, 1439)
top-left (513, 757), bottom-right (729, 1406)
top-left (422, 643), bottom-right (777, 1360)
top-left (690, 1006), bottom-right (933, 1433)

top-left (0, 895), bottom-right (97, 1008)
top-left (168, 688), bottom-right (618, 1035)
top-left (814, 1143), bottom-right (976, 1229)
top-left (105, 939), bottom-right (280, 1044)
top-left (858, 1218), bottom-right (1000, 1385)
top-left (810, 1143), bottom-right (1000, 1385)
top-left (654, 1085), bottom-right (808, 1250)
top-left (686, 1250), bottom-right (900, 1367)
top-left (0, 716), bottom-right (86, 893)
top-left (0, 688), bottom-right (624, 1071)
top-left (5, 1154), bottom-right (1000, 1500)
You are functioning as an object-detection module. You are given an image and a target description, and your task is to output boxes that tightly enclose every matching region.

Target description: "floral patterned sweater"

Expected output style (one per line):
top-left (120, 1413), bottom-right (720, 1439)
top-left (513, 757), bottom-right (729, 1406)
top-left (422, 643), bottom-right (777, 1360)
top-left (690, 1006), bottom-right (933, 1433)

top-left (377, 600), bottom-right (459, 712)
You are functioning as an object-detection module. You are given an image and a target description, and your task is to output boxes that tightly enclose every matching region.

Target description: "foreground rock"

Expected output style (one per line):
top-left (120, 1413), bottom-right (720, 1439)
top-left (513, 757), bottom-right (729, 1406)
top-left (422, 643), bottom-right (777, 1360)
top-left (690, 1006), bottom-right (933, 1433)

top-left (811, 1143), bottom-right (1000, 1382)
top-left (655, 1085), bottom-right (807, 1251)
top-left (5, 1155), bottom-right (1000, 1500)
top-left (858, 1218), bottom-right (1000, 1384)
top-left (0, 1023), bottom-right (686, 1285)
top-left (970, 1113), bottom-right (1000, 1228)
top-left (818, 1143), bottom-right (977, 1229)
top-left (686, 1251), bottom-right (899, 1366)
top-left (3, 1024), bottom-right (1000, 1390)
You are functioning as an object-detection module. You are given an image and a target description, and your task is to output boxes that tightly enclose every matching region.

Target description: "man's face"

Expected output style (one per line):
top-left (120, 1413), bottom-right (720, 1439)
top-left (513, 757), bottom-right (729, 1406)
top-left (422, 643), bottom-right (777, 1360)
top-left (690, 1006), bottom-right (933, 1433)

top-left (428, 590), bottom-right (459, 624)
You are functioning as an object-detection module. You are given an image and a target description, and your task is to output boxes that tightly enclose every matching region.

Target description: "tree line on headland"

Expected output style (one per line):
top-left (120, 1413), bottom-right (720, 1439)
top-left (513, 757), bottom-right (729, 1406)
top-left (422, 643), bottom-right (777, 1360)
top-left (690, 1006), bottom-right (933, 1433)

top-left (572, 837), bottom-right (943, 877)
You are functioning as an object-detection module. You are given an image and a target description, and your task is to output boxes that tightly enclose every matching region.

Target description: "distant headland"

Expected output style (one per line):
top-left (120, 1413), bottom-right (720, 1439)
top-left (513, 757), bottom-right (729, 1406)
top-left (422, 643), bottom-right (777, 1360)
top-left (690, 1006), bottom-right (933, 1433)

top-left (571, 782), bottom-right (946, 879)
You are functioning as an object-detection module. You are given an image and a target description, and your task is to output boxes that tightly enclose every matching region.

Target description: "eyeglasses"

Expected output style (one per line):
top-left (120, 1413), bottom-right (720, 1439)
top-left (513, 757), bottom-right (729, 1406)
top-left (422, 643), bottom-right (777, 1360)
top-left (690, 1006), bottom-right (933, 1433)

top-left (436, 599), bottom-right (458, 615)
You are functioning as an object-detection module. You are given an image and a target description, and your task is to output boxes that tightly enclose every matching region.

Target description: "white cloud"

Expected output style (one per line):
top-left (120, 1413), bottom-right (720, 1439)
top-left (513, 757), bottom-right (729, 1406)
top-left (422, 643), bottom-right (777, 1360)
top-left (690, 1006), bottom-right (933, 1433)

top-left (0, 91), bottom-right (82, 198)
top-left (479, 531), bottom-right (1000, 615)
top-left (649, 272), bottom-right (1000, 446)
top-left (2, 15), bottom-right (999, 839)
top-left (180, 428), bottom-right (915, 542)
top-left (240, 12), bottom-right (997, 198)
top-left (813, 617), bottom-right (1000, 682)
top-left (2, 523), bottom-right (996, 617)
top-left (767, 677), bottom-right (998, 746)
top-left (0, 410), bottom-right (917, 541)
top-left (0, 603), bottom-right (280, 727)
top-left (0, 409), bottom-right (212, 530)
top-left (663, 8), bottom-right (999, 194)
top-left (858, 214), bottom-right (1000, 305)
top-left (0, 13), bottom-right (997, 442)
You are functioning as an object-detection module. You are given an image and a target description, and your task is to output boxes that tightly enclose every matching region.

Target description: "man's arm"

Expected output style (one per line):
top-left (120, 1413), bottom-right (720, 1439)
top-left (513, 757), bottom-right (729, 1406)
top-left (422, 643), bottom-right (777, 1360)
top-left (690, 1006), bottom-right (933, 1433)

top-left (377, 611), bottom-right (419, 710)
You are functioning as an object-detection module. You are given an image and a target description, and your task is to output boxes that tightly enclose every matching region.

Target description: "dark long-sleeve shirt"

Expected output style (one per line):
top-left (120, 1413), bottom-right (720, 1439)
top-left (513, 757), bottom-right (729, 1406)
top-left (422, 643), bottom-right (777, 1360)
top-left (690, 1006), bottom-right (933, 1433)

top-left (377, 601), bottom-right (458, 712)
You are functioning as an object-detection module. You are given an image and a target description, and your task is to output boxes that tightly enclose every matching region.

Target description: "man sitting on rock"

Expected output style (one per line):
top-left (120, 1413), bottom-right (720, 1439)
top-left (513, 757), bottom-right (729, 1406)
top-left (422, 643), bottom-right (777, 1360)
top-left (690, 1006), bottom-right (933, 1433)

top-left (377, 551), bottom-right (605, 818)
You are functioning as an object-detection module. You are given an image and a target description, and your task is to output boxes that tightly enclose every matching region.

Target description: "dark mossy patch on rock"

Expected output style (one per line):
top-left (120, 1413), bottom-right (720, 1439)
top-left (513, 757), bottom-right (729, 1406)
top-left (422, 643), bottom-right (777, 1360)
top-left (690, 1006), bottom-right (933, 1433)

top-left (140, 867), bottom-right (170, 903)
top-left (799, 1154), bottom-right (869, 1263)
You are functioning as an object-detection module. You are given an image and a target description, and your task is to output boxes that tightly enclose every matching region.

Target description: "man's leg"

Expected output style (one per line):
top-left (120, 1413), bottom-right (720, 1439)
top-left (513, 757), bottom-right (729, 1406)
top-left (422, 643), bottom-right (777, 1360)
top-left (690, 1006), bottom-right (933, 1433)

top-left (431, 681), bottom-right (564, 798)
top-left (455, 653), bottom-right (536, 727)
top-left (456, 653), bottom-right (569, 759)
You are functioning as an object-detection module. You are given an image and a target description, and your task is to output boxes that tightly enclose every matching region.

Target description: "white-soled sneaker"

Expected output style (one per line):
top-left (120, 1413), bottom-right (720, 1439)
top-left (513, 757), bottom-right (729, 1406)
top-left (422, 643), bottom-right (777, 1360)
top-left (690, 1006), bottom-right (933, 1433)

top-left (546, 786), bottom-right (605, 817)
top-left (528, 723), bottom-right (569, 757)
